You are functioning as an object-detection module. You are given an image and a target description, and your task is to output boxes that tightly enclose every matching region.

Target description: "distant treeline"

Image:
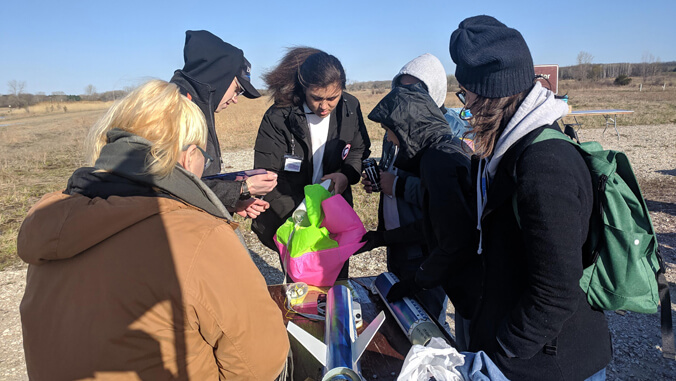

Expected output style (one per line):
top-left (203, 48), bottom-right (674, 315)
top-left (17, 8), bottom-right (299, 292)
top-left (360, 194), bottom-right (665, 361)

top-left (347, 76), bottom-right (460, 93)
top-left (3, 61), bottom-right (675, 109)
top-left (560, 61), bottom-right (676, 81)
top-left (0, 90), bottom-right (128, 109)
top-left (346, 61), bottom-right (676, 92)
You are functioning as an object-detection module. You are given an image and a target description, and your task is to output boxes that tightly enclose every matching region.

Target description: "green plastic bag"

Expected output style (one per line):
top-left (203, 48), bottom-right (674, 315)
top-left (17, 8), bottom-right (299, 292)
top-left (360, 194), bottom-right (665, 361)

top-left (276, 184), bottom-right (338, 258)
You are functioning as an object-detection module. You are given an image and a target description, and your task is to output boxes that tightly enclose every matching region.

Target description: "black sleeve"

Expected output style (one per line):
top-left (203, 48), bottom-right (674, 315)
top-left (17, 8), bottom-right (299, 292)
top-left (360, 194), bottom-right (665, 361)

top-left (382, 220), bottom-right (425, 245)
top-left (340, 99), bottom-right (371, 184)
top-left (254, 111), bottom-right (287, 173)
top-left (252, 110), bottom-right (300, 245)
top-left (203, 178), bottom-right (241, 211)
top-left (415, 150), bottom-right (477, 289)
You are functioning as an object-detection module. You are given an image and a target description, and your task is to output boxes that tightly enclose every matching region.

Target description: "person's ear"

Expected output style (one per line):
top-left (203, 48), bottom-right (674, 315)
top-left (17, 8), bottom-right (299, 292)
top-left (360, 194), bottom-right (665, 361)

top-left (178, 144), bottom-right (196, 171)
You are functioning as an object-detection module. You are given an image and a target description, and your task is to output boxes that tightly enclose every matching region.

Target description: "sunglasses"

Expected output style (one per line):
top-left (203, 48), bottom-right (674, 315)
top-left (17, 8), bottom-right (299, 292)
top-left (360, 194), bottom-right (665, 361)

top-left (456, 89), bottom-right (466, 105)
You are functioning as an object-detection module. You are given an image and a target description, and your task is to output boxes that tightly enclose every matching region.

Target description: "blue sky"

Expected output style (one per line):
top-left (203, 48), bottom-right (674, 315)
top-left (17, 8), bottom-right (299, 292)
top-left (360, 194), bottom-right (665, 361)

top-left (1, 0), bottom-right (674, 95)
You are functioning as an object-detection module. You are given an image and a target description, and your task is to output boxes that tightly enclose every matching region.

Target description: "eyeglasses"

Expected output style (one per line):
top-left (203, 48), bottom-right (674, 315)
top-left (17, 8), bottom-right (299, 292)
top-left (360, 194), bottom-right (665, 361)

top-left (456, 89), bottom-right (467, 105)
top-left (194, 146), bottom-right (214, 171)
top-left (234, 77), bottom-right (246, 98)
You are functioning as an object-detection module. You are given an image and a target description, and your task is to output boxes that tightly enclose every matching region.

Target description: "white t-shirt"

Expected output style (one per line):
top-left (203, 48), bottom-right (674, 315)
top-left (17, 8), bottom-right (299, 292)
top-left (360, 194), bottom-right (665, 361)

top-left (304, 103), bottom-right (331, 184)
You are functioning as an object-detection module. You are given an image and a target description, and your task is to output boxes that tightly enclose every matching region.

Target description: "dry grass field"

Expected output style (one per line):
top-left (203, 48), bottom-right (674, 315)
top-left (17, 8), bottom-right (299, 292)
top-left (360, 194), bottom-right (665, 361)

top-left (1, 84), bottom-right (675, 268)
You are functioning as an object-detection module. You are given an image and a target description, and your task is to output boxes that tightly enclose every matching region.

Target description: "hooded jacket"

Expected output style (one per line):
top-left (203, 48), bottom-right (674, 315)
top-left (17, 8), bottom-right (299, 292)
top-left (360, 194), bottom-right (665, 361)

top-left (251, 92), bottom-right (371, 250)
top-left (18, 130), bottom-right (289, 380)
top-left (469, 83), bottom-right (612, 380)
top-left (369, 83), bottom-right (480, 317)
top-left (170, 30), bottom-right (251, 210)
top-left (375, 55), bottom-right (470, 324)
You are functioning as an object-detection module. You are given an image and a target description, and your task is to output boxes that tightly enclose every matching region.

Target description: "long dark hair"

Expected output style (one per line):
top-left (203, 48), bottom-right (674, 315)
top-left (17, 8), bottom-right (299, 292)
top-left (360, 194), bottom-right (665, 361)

top-left (465, 86), bottom-right (532, 158)
top-left (263, 47), bottom-right (346, 107)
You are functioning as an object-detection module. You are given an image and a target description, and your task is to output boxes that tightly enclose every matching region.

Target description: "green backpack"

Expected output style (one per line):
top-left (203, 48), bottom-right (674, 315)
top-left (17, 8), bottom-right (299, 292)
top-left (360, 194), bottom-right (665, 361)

top-left (515, 127), bottom-right (674, 359)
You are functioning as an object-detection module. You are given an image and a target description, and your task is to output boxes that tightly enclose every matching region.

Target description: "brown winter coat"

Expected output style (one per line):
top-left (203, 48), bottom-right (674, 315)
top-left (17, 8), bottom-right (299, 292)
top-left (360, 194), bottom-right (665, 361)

top-left (18, 191), bottom-right (289, 380)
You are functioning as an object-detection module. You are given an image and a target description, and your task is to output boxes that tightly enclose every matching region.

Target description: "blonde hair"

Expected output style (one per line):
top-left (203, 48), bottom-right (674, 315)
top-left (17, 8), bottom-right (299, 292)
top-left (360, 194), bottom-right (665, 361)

top-left (85, 80), bottom-right (207, 177)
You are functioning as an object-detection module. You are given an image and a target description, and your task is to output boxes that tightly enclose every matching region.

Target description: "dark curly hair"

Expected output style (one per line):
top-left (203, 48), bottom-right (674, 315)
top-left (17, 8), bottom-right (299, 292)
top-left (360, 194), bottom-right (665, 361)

top-left (263, 47), bottom-right (346, 107)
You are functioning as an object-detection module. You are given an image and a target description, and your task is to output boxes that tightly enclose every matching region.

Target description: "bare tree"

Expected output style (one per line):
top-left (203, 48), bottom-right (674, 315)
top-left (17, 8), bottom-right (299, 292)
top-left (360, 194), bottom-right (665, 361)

top-left (576, 51), bottom-right (594, 80)
top-left (7, 80), bottom-right (26, 96)
top-left (7, 80), bottom-right (27, 108)
top-left (84, 84), bottom-right (97, 100)
top-left (640, 52), bottom-right (655, 81)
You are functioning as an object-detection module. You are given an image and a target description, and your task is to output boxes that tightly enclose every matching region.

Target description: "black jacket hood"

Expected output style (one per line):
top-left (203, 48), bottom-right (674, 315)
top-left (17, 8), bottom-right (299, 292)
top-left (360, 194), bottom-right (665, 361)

top-left (368, 83), bottom-right (451, 173)
top-left (173, 30), bottom-right (245, 113)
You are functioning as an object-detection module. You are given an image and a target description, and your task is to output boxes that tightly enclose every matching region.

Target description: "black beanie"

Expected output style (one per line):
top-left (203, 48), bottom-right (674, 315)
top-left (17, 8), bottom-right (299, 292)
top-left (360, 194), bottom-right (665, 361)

top-left (450, 15), bottom-right (534, 98)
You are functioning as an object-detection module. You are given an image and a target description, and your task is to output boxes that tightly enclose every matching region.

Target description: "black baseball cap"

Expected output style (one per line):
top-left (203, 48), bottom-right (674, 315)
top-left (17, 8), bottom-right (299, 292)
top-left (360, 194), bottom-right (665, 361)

top-left (237, 57), bottom-right (261, 99)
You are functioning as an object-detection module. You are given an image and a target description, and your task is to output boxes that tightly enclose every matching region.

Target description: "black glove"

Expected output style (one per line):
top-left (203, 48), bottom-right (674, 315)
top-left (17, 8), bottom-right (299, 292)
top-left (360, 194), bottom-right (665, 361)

top-left (354, 230), bottom-right (386, 255)
top-left (386, 278), bottom-right (422, 303)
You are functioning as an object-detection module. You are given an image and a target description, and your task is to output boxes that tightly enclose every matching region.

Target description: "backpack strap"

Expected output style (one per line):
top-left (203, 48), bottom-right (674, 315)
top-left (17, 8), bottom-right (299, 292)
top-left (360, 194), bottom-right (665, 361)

top-left (511, 126), bottom-right (571, 229)
top-left (658, 251), bottom-right (676, 359)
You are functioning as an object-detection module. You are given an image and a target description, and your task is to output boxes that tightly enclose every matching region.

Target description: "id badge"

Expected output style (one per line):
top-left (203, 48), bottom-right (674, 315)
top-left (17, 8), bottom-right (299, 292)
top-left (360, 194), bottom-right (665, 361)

top-left (283, 154), bottom-right (302, 172)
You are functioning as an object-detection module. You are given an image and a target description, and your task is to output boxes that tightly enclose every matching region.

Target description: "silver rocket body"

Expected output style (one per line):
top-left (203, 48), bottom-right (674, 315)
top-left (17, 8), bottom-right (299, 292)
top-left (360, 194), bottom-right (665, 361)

top-left (287, 285), bottom-right (386, 381)
top-left (371, 272), bottom-right (449, 346)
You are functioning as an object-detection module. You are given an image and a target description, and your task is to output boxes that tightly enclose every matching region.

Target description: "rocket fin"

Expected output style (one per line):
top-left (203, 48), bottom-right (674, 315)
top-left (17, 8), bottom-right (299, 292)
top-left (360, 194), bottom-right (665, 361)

top-left (352, 311), bottom-right (386, 363)
top-left (287, 321), bottom-right (327, 366)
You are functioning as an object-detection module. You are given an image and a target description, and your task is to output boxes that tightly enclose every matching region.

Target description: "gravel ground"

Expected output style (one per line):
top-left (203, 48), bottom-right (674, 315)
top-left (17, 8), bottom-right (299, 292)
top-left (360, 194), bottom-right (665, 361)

top-left (1, 124), bottom-right (675, 380)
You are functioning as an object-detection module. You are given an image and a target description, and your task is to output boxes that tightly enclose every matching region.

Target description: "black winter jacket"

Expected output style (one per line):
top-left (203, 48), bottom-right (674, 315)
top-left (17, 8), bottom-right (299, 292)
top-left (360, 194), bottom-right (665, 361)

top-left (251, 92), bottom-right (371, 250)
top-left (471, 125), bottom-right (612, 380)
top-left (368, 83), bottom-right (480, 317)
top-left (170, 31), bottom-right (247, 210)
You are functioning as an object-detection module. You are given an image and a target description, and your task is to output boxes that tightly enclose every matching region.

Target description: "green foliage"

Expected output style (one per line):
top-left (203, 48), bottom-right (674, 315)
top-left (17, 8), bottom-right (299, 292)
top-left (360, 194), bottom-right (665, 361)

top-left (614, 74), bottom-right (632, 86)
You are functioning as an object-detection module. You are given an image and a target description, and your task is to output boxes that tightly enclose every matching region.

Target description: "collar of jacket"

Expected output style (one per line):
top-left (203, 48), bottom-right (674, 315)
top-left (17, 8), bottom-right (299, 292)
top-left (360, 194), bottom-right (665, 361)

top-left (87, 128), bottom-right (232, 220)
top-left (478, 124), bottom-right (552, 221)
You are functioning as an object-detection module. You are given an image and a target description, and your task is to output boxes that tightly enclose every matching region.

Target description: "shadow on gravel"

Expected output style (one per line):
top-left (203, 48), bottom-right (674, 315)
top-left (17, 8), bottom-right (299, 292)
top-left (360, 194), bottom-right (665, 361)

top-left (249, 249), bottom-right (285, 284)
top-left (646, 199), bottom-right (676, 217)
top-left (657, 169), bottom-right (676, 177)
top-left (657, 233), bottom-right (676, 260)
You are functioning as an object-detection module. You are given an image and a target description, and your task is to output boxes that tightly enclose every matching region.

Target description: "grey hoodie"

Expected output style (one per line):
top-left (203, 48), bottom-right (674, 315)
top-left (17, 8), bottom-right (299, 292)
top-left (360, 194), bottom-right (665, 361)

top-left (392, 53), bottom-right (448, 108)
top-left (476, 82), bottom-right (569, 253)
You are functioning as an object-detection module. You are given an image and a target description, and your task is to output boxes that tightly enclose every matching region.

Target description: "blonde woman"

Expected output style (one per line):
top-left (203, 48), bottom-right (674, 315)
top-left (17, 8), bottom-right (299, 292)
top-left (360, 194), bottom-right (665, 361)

top-left (18, 80), bottom-right (289, 380)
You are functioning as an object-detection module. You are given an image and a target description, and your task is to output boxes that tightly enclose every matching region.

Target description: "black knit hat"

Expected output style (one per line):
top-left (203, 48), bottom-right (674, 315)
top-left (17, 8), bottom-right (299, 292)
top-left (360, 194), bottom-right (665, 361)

top-left (450, 15), bottom-right (534, 98)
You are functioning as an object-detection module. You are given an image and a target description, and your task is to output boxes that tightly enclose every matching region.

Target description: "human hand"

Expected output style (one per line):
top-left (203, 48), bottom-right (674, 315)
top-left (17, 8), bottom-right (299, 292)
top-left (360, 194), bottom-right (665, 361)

top-left (386, 278), bottom-right (422, 303)
top-left (235, 198), bottom-right (270, 219)
top-left (380, 171), bottom-right (395, 196)
top-left (361, 172), bottom-right (374, 194)
top-left (246, 171), bottom-right (278, 196)
top-left (321, 172), bottom-right (348, 194)
top-left (354, 231), bottom-right (386, 254)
